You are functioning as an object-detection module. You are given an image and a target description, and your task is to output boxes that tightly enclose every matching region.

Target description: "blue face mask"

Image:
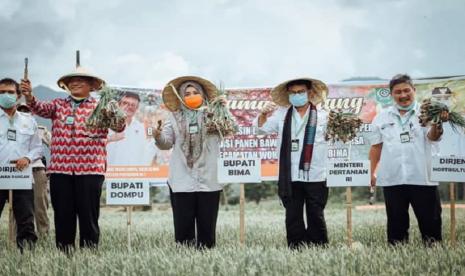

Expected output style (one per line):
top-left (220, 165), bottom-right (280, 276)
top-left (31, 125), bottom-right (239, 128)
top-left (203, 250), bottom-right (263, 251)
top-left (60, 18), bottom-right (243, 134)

top-left (289, 92), bottom-right (308, 107)
top-left (0, 93), bottom-right (18, 109)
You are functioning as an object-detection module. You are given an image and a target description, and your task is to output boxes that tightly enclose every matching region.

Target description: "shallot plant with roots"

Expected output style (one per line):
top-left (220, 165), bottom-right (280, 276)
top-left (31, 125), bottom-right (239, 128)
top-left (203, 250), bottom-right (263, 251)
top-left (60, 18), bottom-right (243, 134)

top-left (419, 98), bottom-right (465, 132)
top-left (325, 110), bottom-right (363, 143)
top-left (204, 88), bottom-right (238, 139)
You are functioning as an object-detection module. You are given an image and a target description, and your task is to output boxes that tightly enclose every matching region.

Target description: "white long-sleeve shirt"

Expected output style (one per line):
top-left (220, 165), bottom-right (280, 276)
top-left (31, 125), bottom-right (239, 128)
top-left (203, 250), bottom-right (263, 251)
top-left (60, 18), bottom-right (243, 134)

top-left (254, 106), bottom-right (328, 182)
top-left (0, 108), bottom-right (42, 166)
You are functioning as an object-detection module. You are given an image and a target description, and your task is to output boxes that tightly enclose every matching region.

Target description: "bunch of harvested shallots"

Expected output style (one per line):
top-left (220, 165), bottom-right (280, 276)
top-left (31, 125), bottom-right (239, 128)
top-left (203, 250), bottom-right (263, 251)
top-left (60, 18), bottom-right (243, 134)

top-left (419, 98), bottom-right (465, 132)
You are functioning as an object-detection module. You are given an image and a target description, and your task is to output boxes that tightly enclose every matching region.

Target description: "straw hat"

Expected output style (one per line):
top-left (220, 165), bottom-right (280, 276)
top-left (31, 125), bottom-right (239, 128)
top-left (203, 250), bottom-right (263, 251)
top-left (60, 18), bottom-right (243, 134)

top-left (271, 77), bottom-right (328, 107)
top-left (57, 66), bottom-right (105, 92)
top-left (162, 76), bottom-right (218, 112)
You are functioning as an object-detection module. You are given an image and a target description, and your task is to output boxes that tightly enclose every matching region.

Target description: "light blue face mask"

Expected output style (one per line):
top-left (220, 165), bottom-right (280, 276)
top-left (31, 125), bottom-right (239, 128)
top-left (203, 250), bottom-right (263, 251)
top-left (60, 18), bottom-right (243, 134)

top-left (396, 101), bottom-right (416, 111)
top-left (289, 92), bottom-right (308, 107)
top-left (0, 93), bottom-right (18, 109)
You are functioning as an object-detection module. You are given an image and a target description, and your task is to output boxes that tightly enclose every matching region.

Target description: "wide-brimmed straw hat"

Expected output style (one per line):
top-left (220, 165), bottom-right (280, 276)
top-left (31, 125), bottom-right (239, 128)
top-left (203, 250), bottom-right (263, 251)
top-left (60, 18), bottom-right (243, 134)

top-left (271, 77), bottom-right (328, 106)
top-left (162, 76), bottom-right (218, 112)
top-left (57, 66), bottom-right (105, 92)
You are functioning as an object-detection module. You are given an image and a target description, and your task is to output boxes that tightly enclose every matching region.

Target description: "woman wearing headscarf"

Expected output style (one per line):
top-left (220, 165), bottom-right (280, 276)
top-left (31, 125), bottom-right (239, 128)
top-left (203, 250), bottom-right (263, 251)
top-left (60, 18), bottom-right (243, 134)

top-left (154, 76), bottom-right (225, 249)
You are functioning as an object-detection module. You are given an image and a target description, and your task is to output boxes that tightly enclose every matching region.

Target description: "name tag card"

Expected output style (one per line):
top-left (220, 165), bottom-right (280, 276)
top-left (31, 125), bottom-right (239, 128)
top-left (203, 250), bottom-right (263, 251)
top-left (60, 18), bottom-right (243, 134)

top-left (65, 116), bottom-right (75, 125)
top-left (291, 139), bottom-right (300, 152)
top-left (400, 131), bottom-right (410, 143)
top-left (189, 123), bottom-right (199, 134)
top-left (7, 129), bottom-right (16, 141)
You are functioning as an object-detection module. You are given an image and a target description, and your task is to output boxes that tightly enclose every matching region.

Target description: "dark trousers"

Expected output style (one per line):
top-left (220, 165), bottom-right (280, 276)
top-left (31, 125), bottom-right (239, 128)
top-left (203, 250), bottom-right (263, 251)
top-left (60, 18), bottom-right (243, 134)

top-left (50, 173), bottom-right (104, 251)
top-left (383, 185), bottom-right (442, 245)
top-left (170, 190), bottom-right (221, 249)
top-left (0, 189), bottom-right (37, 250)
top-left (285, 181), bottom-right (328, 248)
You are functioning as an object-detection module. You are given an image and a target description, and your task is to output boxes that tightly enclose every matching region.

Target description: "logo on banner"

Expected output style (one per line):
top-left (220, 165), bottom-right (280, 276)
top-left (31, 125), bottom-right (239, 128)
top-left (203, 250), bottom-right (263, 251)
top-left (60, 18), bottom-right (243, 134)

top-left (374, 88), bottom-right (392, 106)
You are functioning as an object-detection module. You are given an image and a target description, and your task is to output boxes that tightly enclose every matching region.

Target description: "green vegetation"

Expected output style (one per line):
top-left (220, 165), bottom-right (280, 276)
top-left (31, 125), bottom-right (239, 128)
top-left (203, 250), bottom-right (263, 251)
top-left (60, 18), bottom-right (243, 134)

top-left (0, 201), bottom-right (464, 275)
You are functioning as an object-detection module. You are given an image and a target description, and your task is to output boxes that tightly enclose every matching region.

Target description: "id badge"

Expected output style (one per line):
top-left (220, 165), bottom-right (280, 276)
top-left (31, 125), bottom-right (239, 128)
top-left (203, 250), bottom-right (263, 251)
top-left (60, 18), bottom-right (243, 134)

top-left (7, 129), bottom-right (16, 141)
top-left (291, 139), bottom-right (300, 152)
top-left (400, 131), bottom-right (410, 143)
top-left (189, 123), bottom-right (199, 134)
top-left (65, 116), bottom-right (75, 125)
top-left (147, 127), bottom-right (153, 136)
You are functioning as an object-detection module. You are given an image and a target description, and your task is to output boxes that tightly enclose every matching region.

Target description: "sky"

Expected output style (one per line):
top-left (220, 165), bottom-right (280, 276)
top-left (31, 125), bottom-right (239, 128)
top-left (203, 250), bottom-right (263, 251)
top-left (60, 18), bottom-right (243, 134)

top-left (1, 0), bottom-right (464, 90)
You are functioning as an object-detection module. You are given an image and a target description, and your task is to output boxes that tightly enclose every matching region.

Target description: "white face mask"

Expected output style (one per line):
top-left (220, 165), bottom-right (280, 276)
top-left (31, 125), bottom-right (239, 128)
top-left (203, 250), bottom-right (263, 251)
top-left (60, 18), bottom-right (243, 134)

top-left (289, 92), bottom-right (308, 107)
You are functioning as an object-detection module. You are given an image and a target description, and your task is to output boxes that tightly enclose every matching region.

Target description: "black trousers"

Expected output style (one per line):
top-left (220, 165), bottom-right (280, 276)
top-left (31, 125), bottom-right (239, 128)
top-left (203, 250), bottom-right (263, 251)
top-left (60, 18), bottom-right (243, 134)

top-left (0, 189), bottom-right (37, 250)
top-left (170, 190), bottom-right (221, 249)
top-left (50, 173), bottom-right (104, 251)
top-left (285, 181), bottom-right (329, 248)
top-left (383, 185), bottom-right (442, 245)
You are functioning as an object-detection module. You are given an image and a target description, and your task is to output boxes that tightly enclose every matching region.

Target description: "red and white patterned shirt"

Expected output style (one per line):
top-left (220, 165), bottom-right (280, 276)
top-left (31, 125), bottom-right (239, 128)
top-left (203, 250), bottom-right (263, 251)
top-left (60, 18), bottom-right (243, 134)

top-left (29, 96), bottom-right (124, 175)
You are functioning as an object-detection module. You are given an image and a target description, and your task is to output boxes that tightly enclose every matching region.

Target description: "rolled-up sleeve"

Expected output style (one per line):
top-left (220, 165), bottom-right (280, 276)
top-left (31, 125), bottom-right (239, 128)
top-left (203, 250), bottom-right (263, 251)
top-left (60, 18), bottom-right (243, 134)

top-left (254, 111), bottom-right (280, 135)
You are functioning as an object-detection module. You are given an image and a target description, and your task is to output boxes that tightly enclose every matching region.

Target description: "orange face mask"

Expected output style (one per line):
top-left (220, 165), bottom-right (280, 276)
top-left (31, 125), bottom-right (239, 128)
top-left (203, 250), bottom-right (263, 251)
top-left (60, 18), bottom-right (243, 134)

top-left (184, 94), bottom-right (203, 109)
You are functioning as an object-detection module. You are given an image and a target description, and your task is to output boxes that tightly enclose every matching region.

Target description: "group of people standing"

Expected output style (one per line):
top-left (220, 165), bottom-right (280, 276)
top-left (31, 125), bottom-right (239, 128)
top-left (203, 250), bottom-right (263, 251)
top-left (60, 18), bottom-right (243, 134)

top-left (0, 63), bottom-right (454, 253)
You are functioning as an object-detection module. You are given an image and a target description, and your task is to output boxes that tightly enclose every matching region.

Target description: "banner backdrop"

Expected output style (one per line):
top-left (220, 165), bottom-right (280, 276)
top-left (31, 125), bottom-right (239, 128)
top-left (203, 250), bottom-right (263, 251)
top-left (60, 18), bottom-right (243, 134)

top-left (104, 76), bottom-right (465, 184)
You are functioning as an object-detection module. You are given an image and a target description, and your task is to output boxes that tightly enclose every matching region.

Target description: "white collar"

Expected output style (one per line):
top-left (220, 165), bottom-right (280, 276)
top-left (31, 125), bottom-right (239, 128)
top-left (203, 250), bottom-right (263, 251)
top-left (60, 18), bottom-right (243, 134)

top-left (292, 105), bottom-right (310, 118)
top-left (0, 108), bottom-right (18, 119)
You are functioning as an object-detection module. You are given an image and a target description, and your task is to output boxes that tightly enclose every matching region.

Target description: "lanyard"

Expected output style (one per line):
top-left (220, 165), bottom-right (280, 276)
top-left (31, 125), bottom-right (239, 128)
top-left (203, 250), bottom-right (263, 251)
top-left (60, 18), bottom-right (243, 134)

top-left (394, 109), bottom-right (415, 130)
top-left (292, 110), bottom-right (309, 138)
top-left (7, 112), bottom-right (16, 128)
top-left (71, 100), bottom-right (83, 113)
top-left (70, 99), bottom-right (87, 119)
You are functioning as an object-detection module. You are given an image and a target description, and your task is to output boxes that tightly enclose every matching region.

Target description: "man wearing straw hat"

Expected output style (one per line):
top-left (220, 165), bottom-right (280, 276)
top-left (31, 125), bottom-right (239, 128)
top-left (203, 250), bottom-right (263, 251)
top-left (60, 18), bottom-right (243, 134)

top-left (0, 78), bottom-right (42, 250)
top-left (21, 63), bottom-right (126, 252)
top-left (255, 78), bottom-right (330, 249)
